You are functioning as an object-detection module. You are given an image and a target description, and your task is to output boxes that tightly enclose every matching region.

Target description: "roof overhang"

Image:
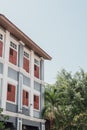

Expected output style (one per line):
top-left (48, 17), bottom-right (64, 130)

top-left (0, 14), bottom-right (52, 60)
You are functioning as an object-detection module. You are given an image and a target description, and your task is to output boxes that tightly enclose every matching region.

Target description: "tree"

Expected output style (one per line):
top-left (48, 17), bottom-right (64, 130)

top-left (0, 108), bottom-right (9, 130)
top-left (43, 69), bottom-right (87, 130)
top-left (42, 84), bottom-right (59, 130)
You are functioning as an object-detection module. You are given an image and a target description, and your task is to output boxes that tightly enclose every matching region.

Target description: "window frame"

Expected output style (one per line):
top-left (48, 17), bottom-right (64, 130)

top-left (23, 48), bottom-right (30, 73)
top-left (6, 80), bottom-right (17, 104)
top-left (9, 37), bottom-right (19, 66)
top-left (34, 57), bottom-right (40, 79)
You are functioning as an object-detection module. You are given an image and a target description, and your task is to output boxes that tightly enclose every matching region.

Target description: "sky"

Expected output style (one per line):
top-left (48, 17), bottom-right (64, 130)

top-left (0, 0), bottom-right (87, 84)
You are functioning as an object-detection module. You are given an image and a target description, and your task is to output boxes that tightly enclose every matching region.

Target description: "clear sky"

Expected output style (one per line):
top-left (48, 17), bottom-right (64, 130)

top-left (0, 0), bottom-right (87, 84)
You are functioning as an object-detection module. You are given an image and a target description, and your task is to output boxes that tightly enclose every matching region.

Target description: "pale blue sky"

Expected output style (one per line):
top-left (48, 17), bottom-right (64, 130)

top-left (0, 0), bottom-right (87, 83)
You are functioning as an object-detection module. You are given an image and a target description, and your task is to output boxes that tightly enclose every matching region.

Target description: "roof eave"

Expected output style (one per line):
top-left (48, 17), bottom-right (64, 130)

top-left (0, 14), bottom-right (52, 60)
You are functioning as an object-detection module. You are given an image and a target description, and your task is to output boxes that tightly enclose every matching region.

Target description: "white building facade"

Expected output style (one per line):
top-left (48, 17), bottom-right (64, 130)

top-left (0, 14), bottom-right (51, 130)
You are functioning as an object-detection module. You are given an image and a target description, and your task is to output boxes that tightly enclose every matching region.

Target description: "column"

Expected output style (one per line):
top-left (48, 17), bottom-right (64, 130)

top-left (1, 31), bottom-right (10, 109)
top-left (41, 123), bottom-right (45, 130)
top-left (40, 58), bottom-right (44, 80)
top-left (30, 50), bottom-right (34, 117)
top-left (40, 58), bottom-right (45, 112)
top-left (17, 42), bottom-right (24, 112)
top-left (17, 118), bottom-right (22, 130)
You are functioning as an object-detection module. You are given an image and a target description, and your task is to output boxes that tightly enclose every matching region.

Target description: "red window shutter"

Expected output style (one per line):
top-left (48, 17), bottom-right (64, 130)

top-left (23, 57), bottom-right (29, 73)
top-left (13, 50), bottom-right (17, 65)
top-left (36, 66), bottom-right (39, 78)
top-left (7, 84), bottom-right (15, 102)
top-left (34, 95), bottom-right (39, 110)
top-left (23, 90), bottom-right (29, 106)
top-left (9, 48), bottom-right (13, 63)
top-left (9, 48), bottom-right (17, 65)
top-left (0, 41), bottom-right (3, 57)
top-left (34, 65), bottom-right (39, 78)
top-left (12, 85), bottom-right (15, 102)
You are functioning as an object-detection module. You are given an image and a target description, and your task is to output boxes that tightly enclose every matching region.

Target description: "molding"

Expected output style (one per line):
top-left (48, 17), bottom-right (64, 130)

top-left (34, 77), bottom-right (45, 86)
top-left (21, 69), bottom-right (31, 78)
top-left (6, 100), bottom-right (16, 105)
top-left (8, 62), bottom-right (19, 71)
top-left (19, 41), bottom-right (25, 46)
top-left (40, 57), bottom-right (44, 61)
top-left (0, 26), bottom-right (6, 32)
top-left (22, 84), bottom-right (31, 91)
top-left (7, 77), bottom-right (18, 85)
top-left (2, 110), bottom-right (46, 123)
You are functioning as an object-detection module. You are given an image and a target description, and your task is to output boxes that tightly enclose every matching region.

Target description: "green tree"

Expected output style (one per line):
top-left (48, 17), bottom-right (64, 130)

top-left (43, 69), bottom-right (87, 130)
top-left (42, 85), bottom-right (59, 130)
top-left (0, 108), bottom-right (9, 130)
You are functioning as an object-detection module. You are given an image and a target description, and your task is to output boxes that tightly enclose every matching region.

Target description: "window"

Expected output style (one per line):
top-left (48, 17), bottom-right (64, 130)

top-left (24, 51), bottom-right (29, 58)
top-left (34, 64), bottom-right (39, 79)
top-left (9, 42), bottom-right (17, 65)
top-left (7, 84), bottom-right (16, 102)
top-left (10, 41), bottom-right (17, 50)
top-left (10, 48), bottom-right (13, 56)
top-left (34, 95), bottom-right (39, 110)
top-left (34, 58), bottom-right (40, 79)
top-left (7, 84), bottom-right (11, 92)
top-left (26, 92), bottom-right (28, 99)
top-left (34, 59), bottom-right (39, 66)
top-left (22, 90), bottom-right (29, 106)
top-left (23, 50), bottom-right (30, 73)
top-left (34, 65), bottom-right (37, 71)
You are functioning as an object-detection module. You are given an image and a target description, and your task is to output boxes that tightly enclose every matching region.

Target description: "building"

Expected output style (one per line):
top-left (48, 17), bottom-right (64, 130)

top-left (0, 14), bottom-right (51, 130)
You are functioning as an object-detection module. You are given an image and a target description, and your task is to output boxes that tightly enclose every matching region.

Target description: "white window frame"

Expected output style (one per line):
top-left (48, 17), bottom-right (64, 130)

top-left (34, 56), bottom-right (40, 79)
top-left (9, 36), bottom-right (19, 65)
top-left (23, 48), bottom-right (30, 60)
top-left (10, 41), bottom-right (17, 51)
top-left (34, 56), bottom-right (40, 66)
top-left (23, 48), bottom-right (30, 73)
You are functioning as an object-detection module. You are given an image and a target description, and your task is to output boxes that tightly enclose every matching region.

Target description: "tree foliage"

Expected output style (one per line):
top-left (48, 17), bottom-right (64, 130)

top-left (42, 69), bottom-right (87, 130)
top-left (0, 108), bottom-right (9, 130)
